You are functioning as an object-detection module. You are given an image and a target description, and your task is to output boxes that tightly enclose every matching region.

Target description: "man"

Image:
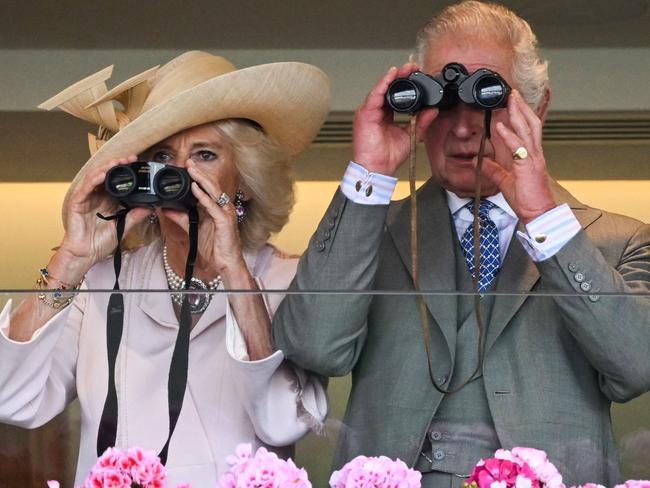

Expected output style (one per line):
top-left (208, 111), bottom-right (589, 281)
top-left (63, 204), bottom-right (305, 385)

top-left (273, 2), bottom-right (650, 486)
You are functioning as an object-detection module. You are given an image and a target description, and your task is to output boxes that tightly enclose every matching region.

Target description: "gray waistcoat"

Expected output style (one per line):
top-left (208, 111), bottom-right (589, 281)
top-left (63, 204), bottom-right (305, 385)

top-left (417, 241), bottom-right (501, 476)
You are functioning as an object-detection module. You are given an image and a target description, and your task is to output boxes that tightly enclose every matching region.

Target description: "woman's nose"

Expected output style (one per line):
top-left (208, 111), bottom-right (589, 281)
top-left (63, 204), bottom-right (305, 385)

top-left (168, 155), bottom-right (190, 168)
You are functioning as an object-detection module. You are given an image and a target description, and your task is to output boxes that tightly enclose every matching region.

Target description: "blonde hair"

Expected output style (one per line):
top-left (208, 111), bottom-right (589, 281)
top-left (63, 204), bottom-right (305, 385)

top-left (415, 1), bottom-right (549, 110)
top-left (212, 119), bottom-right (294, 251)
top-left (125, 119), bottom-right (294, 252)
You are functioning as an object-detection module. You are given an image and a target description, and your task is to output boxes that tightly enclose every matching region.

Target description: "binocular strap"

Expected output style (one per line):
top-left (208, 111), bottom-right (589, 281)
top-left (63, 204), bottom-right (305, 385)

top-left (96, 206), bottom-right (199, 466)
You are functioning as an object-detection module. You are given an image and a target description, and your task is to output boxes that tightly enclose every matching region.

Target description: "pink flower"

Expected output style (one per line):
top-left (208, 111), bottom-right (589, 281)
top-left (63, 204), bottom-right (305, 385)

top-left (47, 482), bottom-right (60, 488)
top-left (467, 448), bottom-right (564, 488)
top-left (218, 443), bottom-right (311, 488)
top-left (569, 484), bottom-right (606, 488)
top-left (510, 448), bottom-right (564, 488)
top-left (71, 446), bottom-right (180, 488)
top-left (96, 447), bottom-right (123, 470)
top-left (85, 466), bottom-right (132, 488)
top-left (614, 482), bottom-right (650, 488)
top-left (468, 458), bottom-right (538, 488)
top-left (329, 454), bottom-right (421, 488)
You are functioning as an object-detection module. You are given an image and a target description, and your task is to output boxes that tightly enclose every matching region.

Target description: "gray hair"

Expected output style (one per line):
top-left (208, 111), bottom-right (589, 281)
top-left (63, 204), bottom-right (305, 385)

top-left (415, 1), bottom-right (549, 110)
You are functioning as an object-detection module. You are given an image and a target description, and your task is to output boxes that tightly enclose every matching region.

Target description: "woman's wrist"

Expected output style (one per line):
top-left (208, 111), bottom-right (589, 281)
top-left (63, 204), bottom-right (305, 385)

top-left (47, 247), bottom-right (92, 287)
top-left (219, 256), bottom-right (254, 290)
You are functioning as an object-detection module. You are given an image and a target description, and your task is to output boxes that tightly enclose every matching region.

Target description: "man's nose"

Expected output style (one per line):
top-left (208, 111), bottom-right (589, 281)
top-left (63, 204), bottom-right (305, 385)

top-left (449, 103), bottom-right (484, 139)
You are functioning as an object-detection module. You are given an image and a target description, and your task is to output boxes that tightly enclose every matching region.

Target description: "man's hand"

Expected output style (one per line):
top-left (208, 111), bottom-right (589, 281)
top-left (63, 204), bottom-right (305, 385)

top-left (481, 90), bottom-right (556, 224)
top-left (352, 63), bottom-right (438, 176)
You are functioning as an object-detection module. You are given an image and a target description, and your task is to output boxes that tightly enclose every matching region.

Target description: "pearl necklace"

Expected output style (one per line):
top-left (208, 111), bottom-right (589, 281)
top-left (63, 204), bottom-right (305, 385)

top-left (163, 245), bottom-right (221, 314)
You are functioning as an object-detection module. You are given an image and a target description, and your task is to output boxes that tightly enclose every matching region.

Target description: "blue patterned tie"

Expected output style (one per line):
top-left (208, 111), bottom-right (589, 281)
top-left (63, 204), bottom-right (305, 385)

top-left (460, 200), bottom-right (501, 292)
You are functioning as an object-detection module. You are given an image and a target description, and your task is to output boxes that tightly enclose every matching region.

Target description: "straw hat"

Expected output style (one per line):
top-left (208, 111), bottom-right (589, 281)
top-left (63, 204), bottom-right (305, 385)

top-left (39, 50), bottom-right (331, 217)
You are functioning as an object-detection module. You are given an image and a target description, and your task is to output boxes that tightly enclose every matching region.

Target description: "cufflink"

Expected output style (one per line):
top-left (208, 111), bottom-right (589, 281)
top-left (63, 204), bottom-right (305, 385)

top-left (534, 233), bottom-right (547, 243)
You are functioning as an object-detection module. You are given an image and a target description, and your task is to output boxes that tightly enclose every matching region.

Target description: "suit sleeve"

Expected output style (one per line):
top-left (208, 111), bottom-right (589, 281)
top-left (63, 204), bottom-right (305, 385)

top-left (536, 220), bottom-right (650, 402)
top-left (224, 248), bottom-right (328, 445)
top-left (0, 292), bottom-right (83, 427)
top-left (273, 189), bottom-right (390, 377)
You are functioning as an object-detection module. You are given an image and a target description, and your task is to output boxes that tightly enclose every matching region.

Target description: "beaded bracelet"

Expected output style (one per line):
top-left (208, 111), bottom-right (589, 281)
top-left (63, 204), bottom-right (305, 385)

top-left (36, 267), bottom-right (81, 310)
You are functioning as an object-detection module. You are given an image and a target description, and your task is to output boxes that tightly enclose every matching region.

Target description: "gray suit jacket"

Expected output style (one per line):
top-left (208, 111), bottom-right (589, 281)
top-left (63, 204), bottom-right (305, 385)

top-left (273, 178), bottom-right (650, 485)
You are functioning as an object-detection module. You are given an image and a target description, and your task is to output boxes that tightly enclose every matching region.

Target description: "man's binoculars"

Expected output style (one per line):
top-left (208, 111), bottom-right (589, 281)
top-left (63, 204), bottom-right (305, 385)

top-left (386, 62), bottom-right (511, 113)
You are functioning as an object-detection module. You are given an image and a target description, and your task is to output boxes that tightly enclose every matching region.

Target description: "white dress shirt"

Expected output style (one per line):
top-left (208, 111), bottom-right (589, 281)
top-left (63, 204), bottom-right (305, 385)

top-left (341, 160), bottom-right (581, 262)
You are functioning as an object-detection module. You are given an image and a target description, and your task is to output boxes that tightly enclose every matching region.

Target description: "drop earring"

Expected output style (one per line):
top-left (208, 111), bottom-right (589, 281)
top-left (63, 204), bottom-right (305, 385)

top-left (234, 190), bottom-right (246, 224)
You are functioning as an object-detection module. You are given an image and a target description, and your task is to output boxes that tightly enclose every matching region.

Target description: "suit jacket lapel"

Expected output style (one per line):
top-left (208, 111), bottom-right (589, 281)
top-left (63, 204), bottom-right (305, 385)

top-left (486, 179), bottom-right (602, 353)
top-left (387, 180), bottom-right (458, 356)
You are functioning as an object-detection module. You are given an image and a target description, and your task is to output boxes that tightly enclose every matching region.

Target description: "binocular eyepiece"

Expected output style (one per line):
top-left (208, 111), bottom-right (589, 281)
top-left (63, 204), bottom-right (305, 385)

top-left (105, 161), bottom-right (196, 210)
top-left (386, 62), bottom-right (511, 113)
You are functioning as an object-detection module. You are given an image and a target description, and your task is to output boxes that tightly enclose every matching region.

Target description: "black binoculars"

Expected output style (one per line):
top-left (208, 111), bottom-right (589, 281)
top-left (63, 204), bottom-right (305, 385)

top-left (104, 161), bottom-right (196, 210)
top-left (385, 62), bottom-right (511, 113)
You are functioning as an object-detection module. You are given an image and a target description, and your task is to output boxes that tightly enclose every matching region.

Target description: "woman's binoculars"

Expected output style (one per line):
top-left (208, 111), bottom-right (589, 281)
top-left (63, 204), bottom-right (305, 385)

top-left (105, 161), bottom-right (197, 210)
top-left (386, 62), bottom-right (511, 113)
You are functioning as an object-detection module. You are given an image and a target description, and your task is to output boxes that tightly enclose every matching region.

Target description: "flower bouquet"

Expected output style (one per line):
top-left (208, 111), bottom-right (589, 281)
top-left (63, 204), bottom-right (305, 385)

top-left (464, 447), bottom-right (564, 488)
top-left (48, 446), bottom-right (189, 488)
top-left (329, 454), bottom-right (422, 488)
top-left (217, 443), bottom-right (311, 488)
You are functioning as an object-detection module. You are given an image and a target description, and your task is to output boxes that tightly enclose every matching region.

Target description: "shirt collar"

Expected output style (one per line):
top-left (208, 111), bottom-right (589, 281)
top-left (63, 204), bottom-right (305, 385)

top-left (445, 190), bottom-right (518, 220)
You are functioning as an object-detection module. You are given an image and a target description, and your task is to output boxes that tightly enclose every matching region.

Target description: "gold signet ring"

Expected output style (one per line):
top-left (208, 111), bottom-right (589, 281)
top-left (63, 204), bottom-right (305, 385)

top-left (512, 146), bottom-right (529, 160)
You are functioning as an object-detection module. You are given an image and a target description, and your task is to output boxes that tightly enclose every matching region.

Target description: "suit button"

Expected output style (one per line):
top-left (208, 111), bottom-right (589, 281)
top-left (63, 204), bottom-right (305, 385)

top-left (433, 449), bottom-right (445, 461)
top-left (580, 281), bottom-right (592, 292)
top-left (568, 263), bottom-right (578, 272)
top-left (328, 218), bottom-right (336, 229)
top-left (322, 229), bottom-right (331, 240)
top-left (331, 206), bottom-right (339, 217)
top-left (315, 241), bottom-right (326, 252)
top-left (430, 430), bottom-right (442, 441)
top-left (574, 272), bottom-right (585, 283)
top-left (437, 375), bottom-right (448, 385)
top-left (589, 294), bottom-right (600, 302)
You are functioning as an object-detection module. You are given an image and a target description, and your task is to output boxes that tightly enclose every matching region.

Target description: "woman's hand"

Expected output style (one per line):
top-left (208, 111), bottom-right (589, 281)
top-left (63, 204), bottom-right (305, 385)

top-left (179, 159), bottom-right (246, 280)
top-left (55, 155), bottom-right (150, 282)
top-left (182, 159), bottom-right (273, 360)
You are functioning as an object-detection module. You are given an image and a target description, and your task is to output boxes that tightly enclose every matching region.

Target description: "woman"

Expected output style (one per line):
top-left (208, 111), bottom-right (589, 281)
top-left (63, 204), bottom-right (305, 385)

top-left (0, 51), bottom-right (329, 486)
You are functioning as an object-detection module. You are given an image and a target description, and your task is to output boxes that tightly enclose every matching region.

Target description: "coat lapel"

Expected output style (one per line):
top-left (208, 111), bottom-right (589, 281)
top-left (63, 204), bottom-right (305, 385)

top-left (387, 178), bottom-right (604, 357)
top-left (387, 180), bottom-right (458, 356)
top-left (485, 230), bottom-right (539, 353)
top-left (137, 240), bottom-right (232, 338)
top-left (485, 180), bottom-right (603, 353)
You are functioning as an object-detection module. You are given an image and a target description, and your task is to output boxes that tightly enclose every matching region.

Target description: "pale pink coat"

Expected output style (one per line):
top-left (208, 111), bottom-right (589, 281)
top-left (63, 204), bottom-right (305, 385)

top-left (0, 240), bottom-right (326, 486)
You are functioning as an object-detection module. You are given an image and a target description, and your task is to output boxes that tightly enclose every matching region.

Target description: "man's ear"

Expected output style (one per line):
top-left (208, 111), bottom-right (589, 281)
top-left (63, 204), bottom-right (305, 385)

top-left (535, 86), bottom-right (552, 124)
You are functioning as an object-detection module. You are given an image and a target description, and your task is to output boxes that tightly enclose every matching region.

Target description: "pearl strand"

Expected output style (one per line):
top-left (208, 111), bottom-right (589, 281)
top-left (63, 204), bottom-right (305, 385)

top-left (163, 245), bottom-right (222, 312)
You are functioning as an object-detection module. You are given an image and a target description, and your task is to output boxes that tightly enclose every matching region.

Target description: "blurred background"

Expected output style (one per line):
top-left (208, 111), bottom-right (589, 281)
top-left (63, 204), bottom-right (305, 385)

top-left (1, 0), bottom-right (649, 485)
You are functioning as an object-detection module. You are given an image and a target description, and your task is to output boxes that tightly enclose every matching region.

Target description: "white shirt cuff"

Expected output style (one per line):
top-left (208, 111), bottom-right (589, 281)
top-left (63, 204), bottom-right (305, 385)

top-left (516, 203), bottom-right (582, 262)
top-left (0, 299), bottom-right (72, 344)
top-left (340, 161), bottom-right (397, 205)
